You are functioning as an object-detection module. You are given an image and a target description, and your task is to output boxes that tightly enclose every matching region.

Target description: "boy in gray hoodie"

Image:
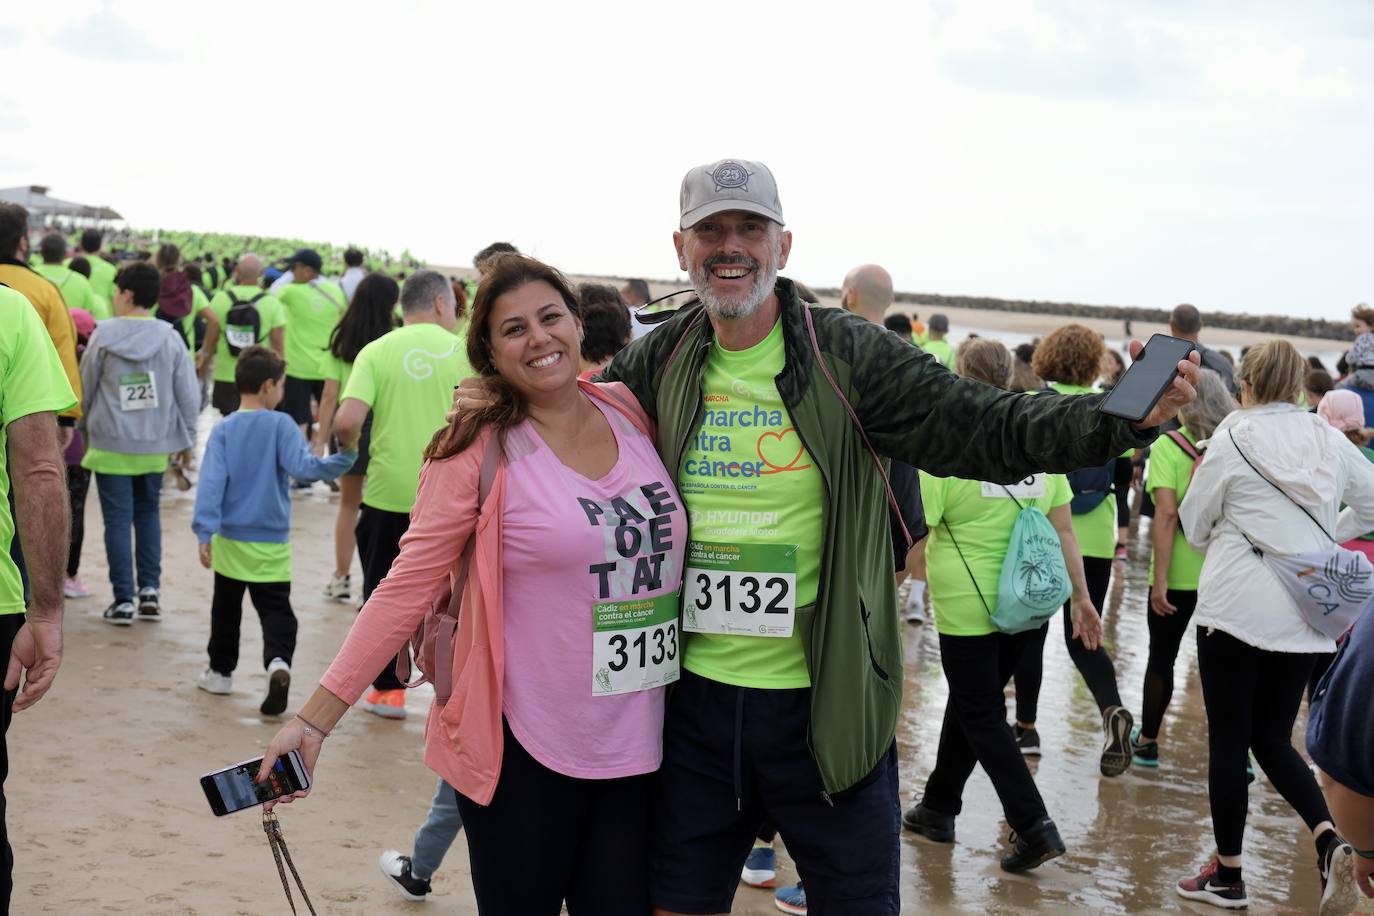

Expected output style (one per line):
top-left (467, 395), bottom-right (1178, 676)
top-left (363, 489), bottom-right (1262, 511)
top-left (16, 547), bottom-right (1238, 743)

top-left (80, 262), bottom-right (199, 624)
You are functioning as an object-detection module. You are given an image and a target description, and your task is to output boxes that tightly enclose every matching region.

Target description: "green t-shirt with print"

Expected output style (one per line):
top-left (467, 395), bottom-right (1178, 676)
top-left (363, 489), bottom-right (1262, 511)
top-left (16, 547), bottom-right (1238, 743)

top-left (1146, 427), bottom-right (1206, 591)
top-left (212, 534), bottom-right (291, 583)
top-left (0, 288), bottom-right (79, 612)
top-left (341, 322), bottom-right (473, 512)
top-left (208, 285), bottom-right (288, 383)
top-left (278, 281), bottom-right (347, 380)
top-left (677, 320), bottom-right (824, 690)
top-left (921, 337), bottom-right (954, 368)
top-left (1046, 382), bottom-right (1119, 559)
top-left (33, 263), bottom-right (96, 317)
top-left (922, 471), bottom-right (1073, 636)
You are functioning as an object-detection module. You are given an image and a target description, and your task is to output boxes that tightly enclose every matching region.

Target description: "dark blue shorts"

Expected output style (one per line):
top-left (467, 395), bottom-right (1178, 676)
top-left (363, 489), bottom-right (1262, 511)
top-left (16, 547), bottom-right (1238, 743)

top-left (649, 670), bottom-right (900, 915)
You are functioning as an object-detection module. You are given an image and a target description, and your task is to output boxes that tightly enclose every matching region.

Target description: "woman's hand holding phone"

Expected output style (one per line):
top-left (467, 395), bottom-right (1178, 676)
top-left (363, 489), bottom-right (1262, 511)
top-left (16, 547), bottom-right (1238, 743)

top-left (257, 718), bottom-right (323, 811)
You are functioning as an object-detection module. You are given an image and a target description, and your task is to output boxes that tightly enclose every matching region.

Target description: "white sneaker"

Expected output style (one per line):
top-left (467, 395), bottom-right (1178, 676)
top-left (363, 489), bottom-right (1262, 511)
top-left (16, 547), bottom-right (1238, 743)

top-left (198, 669), bottom-right (232, 695)
top-left (323, 572), bottom-right (351, 603)
top-left (904, 580), bottom-right (928, 624)
top-left (261, 658), bottom-right (291, 716)
top-left (63, 575), bottom-right (90, 598)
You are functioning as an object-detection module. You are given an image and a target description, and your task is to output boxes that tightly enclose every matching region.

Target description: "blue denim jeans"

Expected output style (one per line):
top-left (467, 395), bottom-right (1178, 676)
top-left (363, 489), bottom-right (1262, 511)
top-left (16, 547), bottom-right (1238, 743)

top-left (411, 778), bottom-right (463, 880)
top-left (94, 472), bottom-right (162, 603)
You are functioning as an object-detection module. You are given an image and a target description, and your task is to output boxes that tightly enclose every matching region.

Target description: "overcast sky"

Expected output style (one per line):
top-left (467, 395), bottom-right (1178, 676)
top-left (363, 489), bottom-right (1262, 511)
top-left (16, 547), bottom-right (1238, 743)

top-left (2, 1), bottom-right (1369, 319)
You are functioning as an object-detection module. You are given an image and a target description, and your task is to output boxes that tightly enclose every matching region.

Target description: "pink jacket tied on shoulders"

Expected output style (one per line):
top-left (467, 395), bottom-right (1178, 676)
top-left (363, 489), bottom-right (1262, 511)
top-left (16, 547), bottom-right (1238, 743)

top-left (319, 380), bottom-right (653, 806)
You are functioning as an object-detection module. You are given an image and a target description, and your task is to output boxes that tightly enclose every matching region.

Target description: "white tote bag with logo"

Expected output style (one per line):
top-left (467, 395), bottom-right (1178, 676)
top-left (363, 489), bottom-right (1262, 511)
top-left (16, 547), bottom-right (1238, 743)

top-left (1230, 431), bottom-right (1373, 639)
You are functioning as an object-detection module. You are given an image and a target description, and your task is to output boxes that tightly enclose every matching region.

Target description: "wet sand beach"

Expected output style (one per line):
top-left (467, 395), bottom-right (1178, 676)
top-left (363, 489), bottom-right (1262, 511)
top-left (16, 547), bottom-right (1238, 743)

top-left (10, 418), bottom-right (1370, 915)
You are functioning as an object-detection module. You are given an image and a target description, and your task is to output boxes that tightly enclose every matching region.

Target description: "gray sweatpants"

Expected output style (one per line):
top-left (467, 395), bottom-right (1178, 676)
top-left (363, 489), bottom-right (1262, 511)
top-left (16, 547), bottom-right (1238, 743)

top-left (411, 778), bottom-right (464, 879)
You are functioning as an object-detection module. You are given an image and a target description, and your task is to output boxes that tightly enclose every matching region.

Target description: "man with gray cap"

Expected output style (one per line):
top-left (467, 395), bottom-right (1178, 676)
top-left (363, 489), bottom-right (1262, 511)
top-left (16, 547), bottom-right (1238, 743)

top-left (457, 158), bottom-right (1200, 913)
top-left (276, 249), bottom-right (347, 439)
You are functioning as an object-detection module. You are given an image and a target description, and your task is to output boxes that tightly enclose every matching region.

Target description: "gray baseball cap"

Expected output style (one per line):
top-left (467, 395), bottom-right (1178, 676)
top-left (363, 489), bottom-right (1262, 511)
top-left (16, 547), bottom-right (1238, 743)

top-left (679, 159), bottom-right (784, 230)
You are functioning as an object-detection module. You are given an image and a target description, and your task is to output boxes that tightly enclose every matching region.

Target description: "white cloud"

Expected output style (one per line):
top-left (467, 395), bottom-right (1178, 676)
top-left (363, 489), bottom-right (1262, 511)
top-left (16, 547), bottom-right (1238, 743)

top-left (0, 0), bottom-right (1369, 320)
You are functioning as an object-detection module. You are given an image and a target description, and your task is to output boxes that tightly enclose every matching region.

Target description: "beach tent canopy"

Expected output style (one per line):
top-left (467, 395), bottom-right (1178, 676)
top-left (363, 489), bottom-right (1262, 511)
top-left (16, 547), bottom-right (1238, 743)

top-left (0, 185), bottom-right (123, 221)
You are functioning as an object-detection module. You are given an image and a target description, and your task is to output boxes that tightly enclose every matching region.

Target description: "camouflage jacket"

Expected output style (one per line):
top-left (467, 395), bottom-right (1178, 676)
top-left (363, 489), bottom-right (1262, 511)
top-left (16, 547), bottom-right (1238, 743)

top-left (603, 277), bottom-right (1156, 796)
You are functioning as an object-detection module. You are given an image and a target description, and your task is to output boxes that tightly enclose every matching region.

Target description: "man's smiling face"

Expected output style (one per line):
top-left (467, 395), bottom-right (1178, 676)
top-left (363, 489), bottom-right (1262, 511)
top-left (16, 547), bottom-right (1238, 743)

top-left (674, 210), bottom-right (792, 321)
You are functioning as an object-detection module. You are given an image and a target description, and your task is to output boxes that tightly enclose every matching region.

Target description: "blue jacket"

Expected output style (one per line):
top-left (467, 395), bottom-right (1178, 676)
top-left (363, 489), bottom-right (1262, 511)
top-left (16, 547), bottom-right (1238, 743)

top-left (192, 409), bottom-right (355, 544)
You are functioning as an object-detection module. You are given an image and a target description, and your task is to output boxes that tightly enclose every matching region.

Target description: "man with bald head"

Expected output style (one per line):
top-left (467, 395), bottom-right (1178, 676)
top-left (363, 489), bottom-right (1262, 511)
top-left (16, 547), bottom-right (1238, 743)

top-left (204, 255), bottom-right (288, 416)
top-left (1169, 303), bottom-right (1235, 394)
top-left (840, 264), bottom-right (894, 324)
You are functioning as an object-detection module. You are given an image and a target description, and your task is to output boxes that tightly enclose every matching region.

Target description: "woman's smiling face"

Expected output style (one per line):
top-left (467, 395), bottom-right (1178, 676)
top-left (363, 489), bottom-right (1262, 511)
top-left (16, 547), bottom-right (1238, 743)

top-left (486, 279), bottom-right (583, 400)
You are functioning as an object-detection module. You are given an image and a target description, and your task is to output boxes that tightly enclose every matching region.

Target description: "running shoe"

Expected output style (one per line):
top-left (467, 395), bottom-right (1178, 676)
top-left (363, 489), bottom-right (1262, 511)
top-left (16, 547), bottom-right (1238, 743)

top-left (1176, 858), bottom-right (1247, 909)
top-left (741, 845), bottom-right (778, 888)
top-left (1130, 727), bottom-right (1159, 768)
top-left (1318, 834), bottom-right (1359, 916)
top-left (323, 572), bottom-right (352, 603)
top-left (901, 802), bottom-right (955, 843)
top-left (136, 587), bottom-right (161, 621)
top-left (1000, 817), bottom-right (1065, 873)
top-left (378, 849), bottom-right (431, 902)
top-left (361, 688), bottom-right (407, 719)
top-left (63, 575), bottom-right (90, 598)
top-left (1114, 544), bottom-right (1128, 563)
top-left (1246, 757), bottom-right (1257, 785)
top-left (1014, 724), bottom-right (1041, 757)
top-left (1100, 706), bottom-right (1134, 777)
top-left (774, 882), bottom-right (806, 915)
top-left (198, 669), bottom-right (232, 695)
top-left (102, 600), bottom-right (135, 626)
top-left (903, 582), bottom-right (927, 624)
top-left (261, 658), bottom-right (291, 716)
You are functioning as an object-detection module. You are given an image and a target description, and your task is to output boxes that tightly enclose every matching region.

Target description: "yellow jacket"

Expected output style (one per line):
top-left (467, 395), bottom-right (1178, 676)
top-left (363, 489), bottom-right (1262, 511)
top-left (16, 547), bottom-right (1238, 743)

top-left (0, 261), bottom-right (82, 418)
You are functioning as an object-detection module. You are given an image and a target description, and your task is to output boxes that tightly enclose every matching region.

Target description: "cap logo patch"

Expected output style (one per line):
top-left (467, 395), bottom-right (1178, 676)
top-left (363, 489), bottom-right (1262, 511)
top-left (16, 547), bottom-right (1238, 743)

top-left (710, 161), bottom-right (751, 191)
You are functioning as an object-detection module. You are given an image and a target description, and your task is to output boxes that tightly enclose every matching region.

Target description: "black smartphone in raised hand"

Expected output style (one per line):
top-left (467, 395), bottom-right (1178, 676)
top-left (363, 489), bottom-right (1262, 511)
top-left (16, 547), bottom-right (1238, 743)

top-left (201, 751), bottom-right (311, 816)
top-left (1099, 334), bottom-right (1197, 424)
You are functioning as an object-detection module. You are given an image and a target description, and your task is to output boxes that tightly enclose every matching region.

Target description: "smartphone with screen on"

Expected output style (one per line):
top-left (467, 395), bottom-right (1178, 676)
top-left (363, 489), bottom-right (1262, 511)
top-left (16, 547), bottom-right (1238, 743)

top-left (1099, 334), bottom-right (1197, 424)
top-left (201, 750), bottom-right (311, 816)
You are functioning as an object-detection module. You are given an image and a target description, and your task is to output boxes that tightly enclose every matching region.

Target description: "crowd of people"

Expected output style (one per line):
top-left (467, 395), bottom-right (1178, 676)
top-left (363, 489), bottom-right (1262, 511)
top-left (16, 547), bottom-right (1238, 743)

top-left (0, 159), bottom-right (1371, 916)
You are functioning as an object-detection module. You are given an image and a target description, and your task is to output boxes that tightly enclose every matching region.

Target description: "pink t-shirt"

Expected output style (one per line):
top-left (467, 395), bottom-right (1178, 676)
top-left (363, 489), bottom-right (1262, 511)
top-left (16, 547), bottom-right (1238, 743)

top-left (499, 397), bottom-right (686, 779)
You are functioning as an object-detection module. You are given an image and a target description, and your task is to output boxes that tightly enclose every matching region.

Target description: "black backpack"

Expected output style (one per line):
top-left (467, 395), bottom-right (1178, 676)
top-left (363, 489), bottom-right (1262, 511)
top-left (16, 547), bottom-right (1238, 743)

top-left (1067, 458), bottom-right (1116, 515)
top-left (224, 290), bottom-right (266, 356)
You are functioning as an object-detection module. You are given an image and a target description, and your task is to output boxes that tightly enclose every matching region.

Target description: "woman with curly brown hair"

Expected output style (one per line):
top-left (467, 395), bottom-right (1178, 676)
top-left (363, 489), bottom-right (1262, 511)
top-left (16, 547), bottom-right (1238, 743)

top-left (1008, 324), bottom-right (1137, 778)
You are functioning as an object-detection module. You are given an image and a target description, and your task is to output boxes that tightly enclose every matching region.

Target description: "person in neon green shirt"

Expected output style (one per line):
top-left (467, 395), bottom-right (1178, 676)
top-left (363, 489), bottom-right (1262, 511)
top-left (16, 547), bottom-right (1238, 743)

top-left (312, 273), bottom-right (400, 604)
top-left (0, 282), bottom-right (78, 870)
top-left (277, 248), bottom-right (347, 439)
top-left (920, 313), bottom-right (954, 368)
top-left (1133, 370), bottom-right (1237, 767)
top-left (34, 234), bottom-right (98, 318)
top-left (72, 228), bottom-right (118, 302)
top-left (333, 270), bottom-right (470, 717)
top-left (200, 254), bottom-right (287, 416)
top-left (679, 317), bottom-right (824, 689)
top-left (65, 255), bottom-right (112, 320)
top-left (1010, 323), bottom-right (1136, 769)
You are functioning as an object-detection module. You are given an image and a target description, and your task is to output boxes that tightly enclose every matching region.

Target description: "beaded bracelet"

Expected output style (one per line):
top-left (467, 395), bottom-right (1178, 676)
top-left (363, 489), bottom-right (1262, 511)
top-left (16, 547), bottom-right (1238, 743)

top-left (295, 714), bottom-right (330, 739)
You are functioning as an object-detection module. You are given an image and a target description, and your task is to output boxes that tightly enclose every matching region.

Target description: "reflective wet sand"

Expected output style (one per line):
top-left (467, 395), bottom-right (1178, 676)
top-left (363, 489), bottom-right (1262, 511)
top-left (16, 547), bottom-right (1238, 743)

top-left (10, 475), bottom-right (1369, 913)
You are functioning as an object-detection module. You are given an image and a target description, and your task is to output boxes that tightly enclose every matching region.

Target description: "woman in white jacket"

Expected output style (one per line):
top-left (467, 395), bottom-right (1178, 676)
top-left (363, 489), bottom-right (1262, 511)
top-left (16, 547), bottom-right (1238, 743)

top-left (1177, 340), bottom-right (1370, 913)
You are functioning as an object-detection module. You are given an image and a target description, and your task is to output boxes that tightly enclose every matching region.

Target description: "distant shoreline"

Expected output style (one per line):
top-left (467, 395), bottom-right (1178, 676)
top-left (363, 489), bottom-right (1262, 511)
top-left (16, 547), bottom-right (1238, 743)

top-left (432, 266), bottom-right (1351, 358)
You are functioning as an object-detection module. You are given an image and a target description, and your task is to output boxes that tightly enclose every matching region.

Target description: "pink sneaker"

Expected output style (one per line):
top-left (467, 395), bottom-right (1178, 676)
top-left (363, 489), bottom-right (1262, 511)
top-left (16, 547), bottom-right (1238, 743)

top-left (63, 576), bottom-right (90, 598)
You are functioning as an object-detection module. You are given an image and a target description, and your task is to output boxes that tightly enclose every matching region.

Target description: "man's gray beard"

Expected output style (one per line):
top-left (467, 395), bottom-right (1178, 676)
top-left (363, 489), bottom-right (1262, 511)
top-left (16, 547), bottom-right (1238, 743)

top-left (691, 260), bottom-right (778, 321)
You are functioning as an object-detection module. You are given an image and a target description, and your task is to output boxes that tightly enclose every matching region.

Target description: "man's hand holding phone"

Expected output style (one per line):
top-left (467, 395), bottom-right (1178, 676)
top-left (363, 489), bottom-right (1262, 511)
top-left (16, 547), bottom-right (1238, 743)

top-left (1121, 338), bottom-right (1203, 429)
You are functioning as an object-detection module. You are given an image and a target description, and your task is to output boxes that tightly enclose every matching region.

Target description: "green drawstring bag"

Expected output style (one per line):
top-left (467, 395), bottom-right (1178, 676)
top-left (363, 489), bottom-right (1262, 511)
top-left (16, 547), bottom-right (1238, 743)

top-left (943, 486), bottom-right (1071, 634)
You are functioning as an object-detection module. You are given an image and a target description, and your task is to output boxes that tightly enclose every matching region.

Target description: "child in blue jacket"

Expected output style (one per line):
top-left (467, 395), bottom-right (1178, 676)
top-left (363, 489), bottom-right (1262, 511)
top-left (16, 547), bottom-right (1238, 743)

top-left (192, 346), bottom-right (356, 714)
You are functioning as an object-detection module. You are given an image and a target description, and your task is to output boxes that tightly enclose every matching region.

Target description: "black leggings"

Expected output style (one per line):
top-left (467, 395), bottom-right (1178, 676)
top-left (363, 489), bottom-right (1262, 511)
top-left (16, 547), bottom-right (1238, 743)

top-left (1197, 627), bottom-right (1331, 857)
top-left (66, 465), bottom-right (91, 578)
top-left (355, 506), bottom-right (410, 691)
top-left (1140, 588), bottom-right (1198, 740)
top-left (454, 722), bottom-right (650, 916)
top-left (1112, 457), bottom-right (1134, 530)
top-left (1014, 556), bottom-right (1122, 724)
